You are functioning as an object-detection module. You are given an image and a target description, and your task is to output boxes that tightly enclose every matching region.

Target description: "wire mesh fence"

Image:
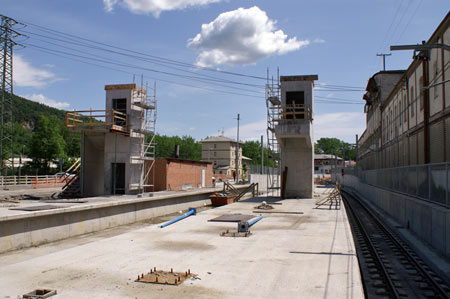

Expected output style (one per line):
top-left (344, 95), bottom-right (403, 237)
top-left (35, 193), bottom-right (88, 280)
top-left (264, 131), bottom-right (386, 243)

top-left (335, 163), bottom-right (449, 207)
top-left (247, 164), bottom-right (280, 175)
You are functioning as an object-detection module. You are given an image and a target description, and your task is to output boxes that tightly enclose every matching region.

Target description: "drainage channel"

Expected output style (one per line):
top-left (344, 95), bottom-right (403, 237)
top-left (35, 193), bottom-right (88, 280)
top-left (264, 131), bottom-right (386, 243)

top-left (341, 190), bottom-right (450, 299)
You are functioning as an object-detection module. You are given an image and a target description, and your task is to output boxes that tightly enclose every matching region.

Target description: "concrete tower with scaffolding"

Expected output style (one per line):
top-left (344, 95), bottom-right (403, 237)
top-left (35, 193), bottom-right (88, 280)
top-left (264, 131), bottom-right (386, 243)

top-left (65, 83), bottom-right (157, 197)
top-left (267, 74), bottom-right (317, 198)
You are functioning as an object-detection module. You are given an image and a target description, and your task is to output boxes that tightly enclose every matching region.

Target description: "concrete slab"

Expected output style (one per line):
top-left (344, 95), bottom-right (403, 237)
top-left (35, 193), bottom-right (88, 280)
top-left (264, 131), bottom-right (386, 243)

top-left (0, 187), bottom-right (363, 299)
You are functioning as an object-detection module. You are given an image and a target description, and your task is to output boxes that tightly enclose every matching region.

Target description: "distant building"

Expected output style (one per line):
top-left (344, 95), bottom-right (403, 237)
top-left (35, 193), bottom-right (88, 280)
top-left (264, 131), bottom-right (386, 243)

top-left (358, 12), bottom-right (450, 169)
top-left (314, 154), bottom-right (343, 174)
top-left (200, 136), bottom-right (244, 179)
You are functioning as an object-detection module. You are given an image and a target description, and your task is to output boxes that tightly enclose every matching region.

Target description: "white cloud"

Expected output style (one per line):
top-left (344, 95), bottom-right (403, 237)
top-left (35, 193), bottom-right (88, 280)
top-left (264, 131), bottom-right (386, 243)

top-left (21, 94), bottom-right (70, 109)
top-left (13, 55), bottom-right (56, 88)
top-left (314, 112), bottom-right (365, 143)
top-left (188, 6), bottom-right (308, 67)
top-left (103, 0), bottom-right (221, 17)
top-left (313, 38), bottom-right (325, 43)
top-left (103, 0), bottom-right (119, 12)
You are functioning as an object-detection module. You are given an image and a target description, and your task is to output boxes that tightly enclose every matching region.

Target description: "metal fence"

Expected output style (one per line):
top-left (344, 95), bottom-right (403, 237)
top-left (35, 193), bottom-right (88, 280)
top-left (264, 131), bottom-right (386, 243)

top-left (247, 164), bottom-right (280, 175)
top-left (354, 162), bottom-right (449, 207)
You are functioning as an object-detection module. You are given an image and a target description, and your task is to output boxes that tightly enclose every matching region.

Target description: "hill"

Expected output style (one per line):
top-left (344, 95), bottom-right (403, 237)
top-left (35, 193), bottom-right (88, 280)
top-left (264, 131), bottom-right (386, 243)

top-left (12, 94), bottom-right (66, 130)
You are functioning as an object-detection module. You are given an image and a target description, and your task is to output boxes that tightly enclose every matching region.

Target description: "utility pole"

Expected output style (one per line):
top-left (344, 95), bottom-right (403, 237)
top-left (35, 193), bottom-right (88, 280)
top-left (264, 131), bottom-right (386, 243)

top-left (260, 135), bottom-right (264, 174)
top-left (0, 15), bottom-right (22, 177)
top-left (377, 53), bottom-right (391, 71)
top-left (235, 114), bottom-right (240, 182)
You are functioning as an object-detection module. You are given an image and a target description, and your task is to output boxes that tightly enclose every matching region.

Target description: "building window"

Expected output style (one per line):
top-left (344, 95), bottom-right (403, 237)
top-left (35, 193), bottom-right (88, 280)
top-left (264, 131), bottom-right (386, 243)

top-left (403, 96), bottom-right (407, 123)
top-left (399, 101), bottom-right (402, 126)
top-left (214, 152), bottom-right (216, 157)
top-left (434, 62), bottom-right (439, 98)
top-left (419, 76), bottom-right (423, 111)
top-left (410, 86), bottom-right (415, 117)
top-left (214, 144), bottom-right (217, 148)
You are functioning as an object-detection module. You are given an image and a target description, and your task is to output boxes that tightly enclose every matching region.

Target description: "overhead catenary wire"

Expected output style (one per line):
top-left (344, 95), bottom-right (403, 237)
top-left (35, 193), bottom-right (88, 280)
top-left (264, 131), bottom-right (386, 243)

top-left (17, 28), bottom-right (267, 89)
top-left (23, 42), bottom-right (267, 95)
top-left (24, 45), bottom-right (264, 99)
top-left (15, 19), bottom-right (269, 80)
top-left (6, 15), bottom-right (368, 102)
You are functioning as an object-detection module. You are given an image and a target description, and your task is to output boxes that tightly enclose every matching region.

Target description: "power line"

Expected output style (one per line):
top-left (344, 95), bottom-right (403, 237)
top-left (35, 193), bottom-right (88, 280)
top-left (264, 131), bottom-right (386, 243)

top-left (25, 46), bottom-right (264, 99)
top-left (23, 42), bottom-right (266, 95)
top-left (16, 18), bottom-right (268, 81)
top-left (16, 28), bottom-right (266, 89)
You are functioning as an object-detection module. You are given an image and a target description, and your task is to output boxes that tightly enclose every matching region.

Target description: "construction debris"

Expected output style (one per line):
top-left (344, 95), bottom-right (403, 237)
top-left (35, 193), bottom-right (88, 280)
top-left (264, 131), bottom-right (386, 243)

top-left (220, 230), bottom-right (251, 238)
top-left (253, 210), bottom-right (304, 214)
top-left (160, 208), bottom-right (196, 228)
top-left (254, 201), bottom-right (274, 210)
top-left (135, 267), bottom-right (197, 285)
top-left (315, 184), bottom-right (341, 210)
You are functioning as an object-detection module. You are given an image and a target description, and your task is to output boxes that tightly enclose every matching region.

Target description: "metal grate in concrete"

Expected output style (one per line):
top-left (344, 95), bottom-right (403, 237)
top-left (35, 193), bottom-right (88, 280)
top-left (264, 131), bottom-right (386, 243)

top-left (23, 289), bottom-right (57, 298)
top-left (135, 267), bottom-right (197, 285)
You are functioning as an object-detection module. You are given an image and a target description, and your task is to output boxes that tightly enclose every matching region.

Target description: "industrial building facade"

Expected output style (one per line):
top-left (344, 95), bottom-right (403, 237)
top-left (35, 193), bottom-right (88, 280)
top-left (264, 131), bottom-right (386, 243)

top-left (359, 12), bottom-right (450, 170)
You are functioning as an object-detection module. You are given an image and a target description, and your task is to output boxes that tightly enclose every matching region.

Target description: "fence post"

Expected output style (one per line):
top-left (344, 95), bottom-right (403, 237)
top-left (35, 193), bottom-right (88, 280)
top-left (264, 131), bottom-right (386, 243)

top-left (447, 163), bottom-right (449, 207)
top-left (415, 166), bottom-right (419, 197)
top-left (428, 164), bottom-right (431, 202)
top-left (25, 175), bottom-right (28, 185)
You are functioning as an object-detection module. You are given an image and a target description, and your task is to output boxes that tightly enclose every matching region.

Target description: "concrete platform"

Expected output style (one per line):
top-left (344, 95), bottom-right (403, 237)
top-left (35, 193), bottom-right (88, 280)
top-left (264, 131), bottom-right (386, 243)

top-left (0, 187), bottom-right (363, 299)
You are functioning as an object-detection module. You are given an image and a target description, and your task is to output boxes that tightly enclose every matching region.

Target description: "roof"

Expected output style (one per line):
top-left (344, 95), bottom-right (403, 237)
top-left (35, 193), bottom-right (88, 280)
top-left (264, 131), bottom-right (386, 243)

top-left (201, 136), bottom-right (243, 144)
top-left (104, 84), bottom-right (146, 93)
top-left (314, 154), bottom-right (342, 160)
top-left (242, 155), bottom-right (252, 161)
top-left (280, 75), bottom-right (319, 82)
top-left (159, 158), bottom-right (212, 165)
top-left (215, 165), bottom-right (230, 170)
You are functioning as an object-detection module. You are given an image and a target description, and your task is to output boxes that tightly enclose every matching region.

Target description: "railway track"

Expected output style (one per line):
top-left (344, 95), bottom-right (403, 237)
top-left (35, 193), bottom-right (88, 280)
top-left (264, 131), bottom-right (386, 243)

top-left (341, 190), bottom-right (450, 299)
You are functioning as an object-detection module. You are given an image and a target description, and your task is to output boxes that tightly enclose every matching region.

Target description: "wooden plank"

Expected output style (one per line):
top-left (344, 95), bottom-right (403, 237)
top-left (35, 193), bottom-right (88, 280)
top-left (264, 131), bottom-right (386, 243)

top-left (252, 210), bottom-right (304, 214)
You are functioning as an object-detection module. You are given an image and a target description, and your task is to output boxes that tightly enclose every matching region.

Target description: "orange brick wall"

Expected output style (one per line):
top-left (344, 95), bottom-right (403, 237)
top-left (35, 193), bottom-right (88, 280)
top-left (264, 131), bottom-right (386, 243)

top-left (145, 159), bottom-right (212, 191)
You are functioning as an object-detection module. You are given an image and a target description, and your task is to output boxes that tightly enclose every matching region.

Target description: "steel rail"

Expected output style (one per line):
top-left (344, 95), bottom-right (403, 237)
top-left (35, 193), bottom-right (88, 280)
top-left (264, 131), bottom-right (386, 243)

top-left (342, 190), bottom-right (450, 299)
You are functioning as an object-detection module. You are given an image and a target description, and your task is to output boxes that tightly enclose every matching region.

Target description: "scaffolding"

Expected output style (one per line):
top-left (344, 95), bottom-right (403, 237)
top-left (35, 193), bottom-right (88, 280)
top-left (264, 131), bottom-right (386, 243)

top-left (131, 82), bottom-right (157, 193)
top-left (266, 69), bottom-right (281, 197)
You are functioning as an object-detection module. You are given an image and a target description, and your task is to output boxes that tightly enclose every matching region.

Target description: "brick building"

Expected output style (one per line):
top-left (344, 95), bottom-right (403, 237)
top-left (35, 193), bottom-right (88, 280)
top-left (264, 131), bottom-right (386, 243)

top-left (145, 158), bottom-right (212, 191)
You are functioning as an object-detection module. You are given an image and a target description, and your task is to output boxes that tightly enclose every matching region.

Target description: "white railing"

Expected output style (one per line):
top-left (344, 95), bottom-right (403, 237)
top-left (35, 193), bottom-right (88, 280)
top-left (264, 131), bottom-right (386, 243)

top-left (0, 175), bottom-right (64, 186)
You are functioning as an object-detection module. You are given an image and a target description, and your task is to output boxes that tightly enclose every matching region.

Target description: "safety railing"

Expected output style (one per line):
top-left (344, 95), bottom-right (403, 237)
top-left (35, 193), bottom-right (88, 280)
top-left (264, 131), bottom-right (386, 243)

top-left (65, 109), bottom-right (128, 131)
top-left (271, 104), bottom-right (312, 121)
top-left (0, 175), bottom-right (63, 186)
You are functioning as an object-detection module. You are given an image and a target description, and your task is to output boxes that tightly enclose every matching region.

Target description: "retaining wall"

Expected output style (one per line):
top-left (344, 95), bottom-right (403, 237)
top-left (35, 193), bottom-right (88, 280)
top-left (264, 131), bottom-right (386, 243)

top-left (336, 174), bottom-right (450, 259)
top-left (0, 186), bottom-right (250, 254)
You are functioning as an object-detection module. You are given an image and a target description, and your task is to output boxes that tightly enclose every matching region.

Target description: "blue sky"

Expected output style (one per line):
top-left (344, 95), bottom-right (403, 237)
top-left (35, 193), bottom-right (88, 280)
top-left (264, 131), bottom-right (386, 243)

top-left (2, 1), bottom-right (449, 143)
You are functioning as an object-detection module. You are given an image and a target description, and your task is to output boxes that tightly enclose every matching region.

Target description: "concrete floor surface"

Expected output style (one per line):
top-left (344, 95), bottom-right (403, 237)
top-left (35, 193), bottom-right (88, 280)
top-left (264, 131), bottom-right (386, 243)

top-left (0, 187), bottom-right (364, 299)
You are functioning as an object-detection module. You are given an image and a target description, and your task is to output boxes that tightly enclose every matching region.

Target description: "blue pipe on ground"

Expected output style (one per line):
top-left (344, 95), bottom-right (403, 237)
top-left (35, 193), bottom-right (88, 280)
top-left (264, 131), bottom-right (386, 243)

top-left (160, 208), bottom-right (196, 228)
top-left (247, 216), bottom-right (263, 227)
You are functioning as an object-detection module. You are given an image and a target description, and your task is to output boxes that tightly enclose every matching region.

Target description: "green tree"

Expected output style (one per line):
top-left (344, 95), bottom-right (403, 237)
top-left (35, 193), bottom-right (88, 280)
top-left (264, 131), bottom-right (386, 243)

top-left (314, 137), bottom-right (356, 161)
top-left (29, 115), bottom-right (66, 172)
top-left (155, 134), bottom-right (201, 160)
